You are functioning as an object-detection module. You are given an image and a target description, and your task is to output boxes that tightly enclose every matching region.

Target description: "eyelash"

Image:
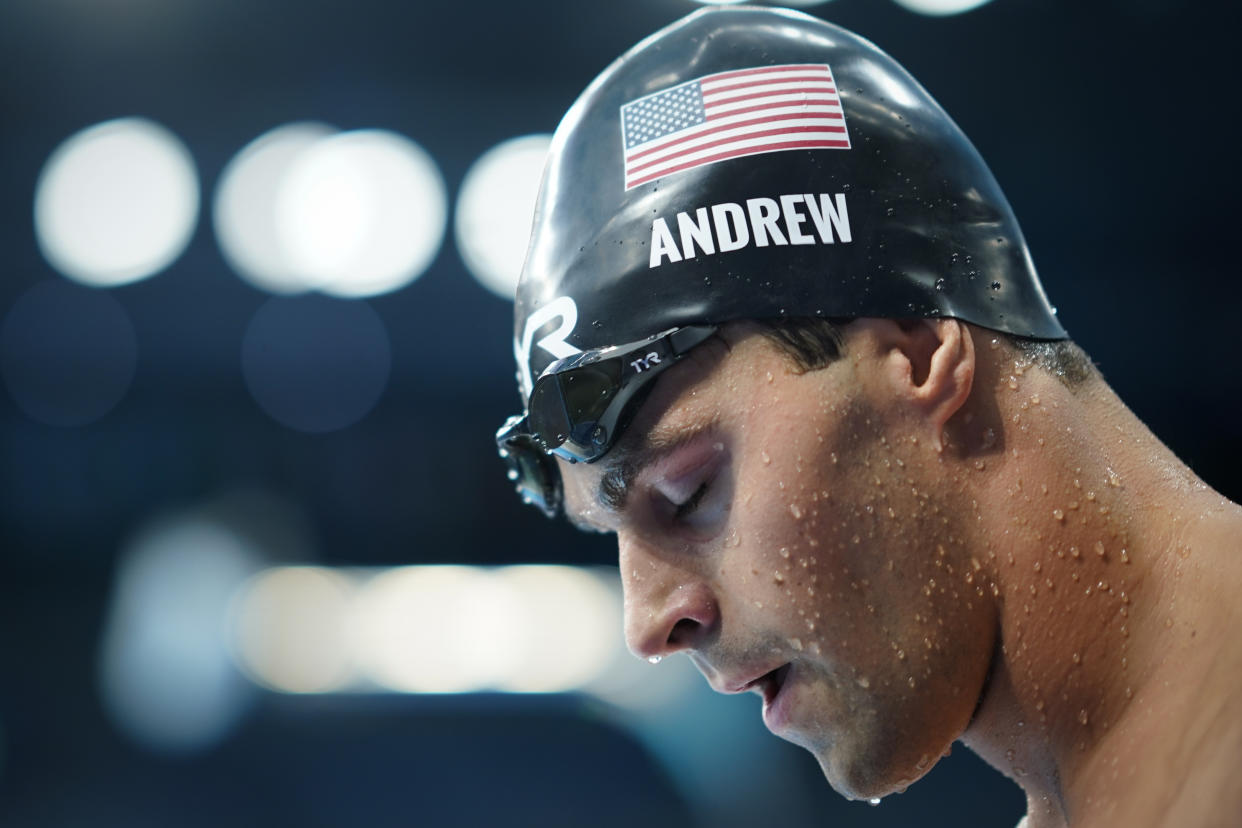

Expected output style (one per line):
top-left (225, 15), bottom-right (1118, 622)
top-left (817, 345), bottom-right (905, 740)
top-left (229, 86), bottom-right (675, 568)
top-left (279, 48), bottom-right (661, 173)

top-left (673, 481), bottom-right (711, 520)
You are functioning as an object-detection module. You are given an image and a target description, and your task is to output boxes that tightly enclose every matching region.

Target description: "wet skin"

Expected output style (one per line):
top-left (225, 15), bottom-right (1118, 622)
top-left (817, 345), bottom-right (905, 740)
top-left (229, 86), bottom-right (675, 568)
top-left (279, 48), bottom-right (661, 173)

top-left (560, 320), bottom-right (997, 799)
top-left (559, 318), bottom-right (1242, 827)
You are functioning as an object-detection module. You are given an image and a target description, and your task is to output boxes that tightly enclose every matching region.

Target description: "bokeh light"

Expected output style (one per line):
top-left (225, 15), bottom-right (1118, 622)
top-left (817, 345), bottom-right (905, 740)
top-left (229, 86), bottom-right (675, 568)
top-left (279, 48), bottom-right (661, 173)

top-left (493, 566), bottom-right (617, 693)
top-left (689, 0), bottom-right (833, 6)
top-left (230, 566), bottom-right (357, 694)
top-left (0, 279), bottom-right (138, 427)
top-left (456, 134), bottom-right (552, 299)
top-left (349, 566), bottom-right (523, 693)
top-left (240, 294), bottom-right (391, 433)
top-left (891, 0), bottom-right (994, 15)
top-left (213, 122), bottom-right (338, 294)
top-left (98, 518), bottom-right (258, 753)
top-left (275, 129), bottom-right (447, 298)
top-left (34, 117), bottom-right (199, 287)
top-left (225, 565), bottom-right (663, 699)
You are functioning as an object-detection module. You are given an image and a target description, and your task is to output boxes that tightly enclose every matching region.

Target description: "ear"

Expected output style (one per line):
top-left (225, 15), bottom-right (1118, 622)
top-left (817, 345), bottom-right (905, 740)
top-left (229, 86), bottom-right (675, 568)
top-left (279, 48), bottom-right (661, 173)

top-left (850, 318), bottom-right (976, 451)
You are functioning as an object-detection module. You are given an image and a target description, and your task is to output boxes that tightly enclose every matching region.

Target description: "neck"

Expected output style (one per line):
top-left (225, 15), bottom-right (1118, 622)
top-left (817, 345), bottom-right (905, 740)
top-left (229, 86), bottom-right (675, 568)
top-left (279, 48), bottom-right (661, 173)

top-left (950, 353), bottom-right (1242, 827)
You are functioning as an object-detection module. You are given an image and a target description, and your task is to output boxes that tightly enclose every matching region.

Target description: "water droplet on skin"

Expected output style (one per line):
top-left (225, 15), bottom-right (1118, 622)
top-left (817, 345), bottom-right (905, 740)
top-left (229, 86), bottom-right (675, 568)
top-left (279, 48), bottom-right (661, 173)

top-left (1005, 748), bottom-right (1016, 762)
top-left (761, 451), bottom-right (771, 465)
top-left (789, 503), bottom-right (803, 519)
top-left (779, 547), bottom-right (790, 559)
top-left (774, 571), bottom-right (784, 584)
top-left (1095, 541), bottom-right (1107, 559)
top-left (648, 655), bottom-right (663, 665)
top-left (1053, 509), bottom-right (1065, 521)
top-left (1120, 548), bottom-right (1130, 564)
top-left (790, 637), bottom-right (804, 651)
top-left (1072, 652), bottom-right (1082, 665)
top-left (1107, 468), bottom-right (1121, 487)
top-left (980, 427), bottom-right (996, 450)
top-left (1070, 546), bottom-right (1080, 559)
top-left (1078, 709), bottom-right (1090, 726)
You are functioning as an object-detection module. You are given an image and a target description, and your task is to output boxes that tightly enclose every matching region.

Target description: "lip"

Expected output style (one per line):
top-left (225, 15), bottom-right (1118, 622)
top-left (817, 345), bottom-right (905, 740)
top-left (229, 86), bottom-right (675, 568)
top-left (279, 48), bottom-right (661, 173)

top-left (760, 663), bottom-right (794, 733)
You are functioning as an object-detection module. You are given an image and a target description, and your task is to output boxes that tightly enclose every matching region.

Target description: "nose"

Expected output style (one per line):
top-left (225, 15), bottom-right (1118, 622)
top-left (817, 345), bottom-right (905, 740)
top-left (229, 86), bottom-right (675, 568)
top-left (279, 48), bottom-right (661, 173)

top-left (619, 532), bottom-right (718, 661)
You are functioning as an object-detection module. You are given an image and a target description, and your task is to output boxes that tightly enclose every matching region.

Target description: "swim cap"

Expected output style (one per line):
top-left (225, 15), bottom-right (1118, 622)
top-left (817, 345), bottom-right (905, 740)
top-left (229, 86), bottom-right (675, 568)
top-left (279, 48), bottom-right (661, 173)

top-left (512, 5), bottom-right (1066, 401)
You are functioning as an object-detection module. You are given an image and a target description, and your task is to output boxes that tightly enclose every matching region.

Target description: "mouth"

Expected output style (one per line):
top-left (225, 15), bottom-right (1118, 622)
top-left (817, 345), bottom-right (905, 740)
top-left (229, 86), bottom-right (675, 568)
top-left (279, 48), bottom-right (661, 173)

top-left (755, 664), bottom-right (793, 732)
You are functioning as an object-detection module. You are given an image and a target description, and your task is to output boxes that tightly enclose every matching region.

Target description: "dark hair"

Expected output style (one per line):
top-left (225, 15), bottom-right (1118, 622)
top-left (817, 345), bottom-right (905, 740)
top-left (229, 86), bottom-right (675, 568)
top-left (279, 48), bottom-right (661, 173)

top-left (753, 316), bottom-right (1096, 389)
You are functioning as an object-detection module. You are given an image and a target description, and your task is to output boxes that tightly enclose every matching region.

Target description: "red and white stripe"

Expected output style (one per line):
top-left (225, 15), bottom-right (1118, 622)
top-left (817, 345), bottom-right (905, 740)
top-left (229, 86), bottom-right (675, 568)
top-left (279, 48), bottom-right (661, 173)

top-left (624, 64), bottom-right (849, 190)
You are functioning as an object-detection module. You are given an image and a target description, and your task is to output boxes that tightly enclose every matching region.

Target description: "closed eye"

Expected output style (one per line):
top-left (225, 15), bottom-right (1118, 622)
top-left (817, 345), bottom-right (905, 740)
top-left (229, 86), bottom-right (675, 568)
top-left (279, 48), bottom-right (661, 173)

top-left (674, 481), bottom-right (710, 520)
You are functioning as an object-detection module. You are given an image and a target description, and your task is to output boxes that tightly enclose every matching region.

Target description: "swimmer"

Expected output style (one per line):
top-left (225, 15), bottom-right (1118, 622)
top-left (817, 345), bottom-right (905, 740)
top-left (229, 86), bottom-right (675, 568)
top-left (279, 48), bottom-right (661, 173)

top-left (496, 8), bottom-right (1242, 827)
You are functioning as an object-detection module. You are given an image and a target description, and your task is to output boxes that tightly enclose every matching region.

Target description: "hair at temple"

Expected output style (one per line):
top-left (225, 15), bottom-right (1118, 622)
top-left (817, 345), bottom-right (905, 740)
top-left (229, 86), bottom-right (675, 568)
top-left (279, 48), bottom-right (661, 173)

top-left (752, 316), bottom-right (1098, 389)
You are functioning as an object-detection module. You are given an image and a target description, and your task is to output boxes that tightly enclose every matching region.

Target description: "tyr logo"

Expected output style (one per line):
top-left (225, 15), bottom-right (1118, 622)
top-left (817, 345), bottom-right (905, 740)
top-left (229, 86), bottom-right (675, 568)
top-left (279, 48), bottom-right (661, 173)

top-left (516, 296), bottom-right (581, 397)
top-left (630, 351), bottom-right (661, 373)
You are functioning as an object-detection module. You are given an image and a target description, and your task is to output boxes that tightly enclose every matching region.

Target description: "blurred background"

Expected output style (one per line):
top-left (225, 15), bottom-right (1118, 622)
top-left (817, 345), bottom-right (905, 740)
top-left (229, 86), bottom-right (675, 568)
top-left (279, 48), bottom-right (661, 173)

top-left (1, 0), bottom-right (1237, 825)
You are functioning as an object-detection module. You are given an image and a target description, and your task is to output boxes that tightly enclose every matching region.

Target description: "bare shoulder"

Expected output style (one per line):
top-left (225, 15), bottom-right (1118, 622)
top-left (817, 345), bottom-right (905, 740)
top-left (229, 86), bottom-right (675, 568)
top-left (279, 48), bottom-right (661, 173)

top-left (1160, 614), bottom-right (1242, 827)
top-left (1112, 597), bottom-right (1242, 827)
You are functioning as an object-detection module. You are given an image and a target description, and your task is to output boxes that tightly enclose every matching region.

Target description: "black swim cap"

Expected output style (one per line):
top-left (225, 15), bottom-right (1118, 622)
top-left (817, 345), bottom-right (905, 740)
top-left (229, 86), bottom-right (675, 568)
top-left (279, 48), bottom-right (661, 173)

top-left (511, 5), bottom-right (1066, 401)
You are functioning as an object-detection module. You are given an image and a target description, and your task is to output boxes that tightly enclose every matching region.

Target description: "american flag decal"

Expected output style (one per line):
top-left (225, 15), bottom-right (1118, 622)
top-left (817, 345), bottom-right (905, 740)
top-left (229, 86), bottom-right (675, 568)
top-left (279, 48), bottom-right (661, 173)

top-left (620, 63), bottom-right (850, 190)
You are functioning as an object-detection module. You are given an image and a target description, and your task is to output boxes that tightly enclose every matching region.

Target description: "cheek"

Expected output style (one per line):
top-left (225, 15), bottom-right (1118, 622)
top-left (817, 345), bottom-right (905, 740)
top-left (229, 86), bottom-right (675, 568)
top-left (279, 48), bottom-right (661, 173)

top-left (730, 422), bottom-right (996, 715)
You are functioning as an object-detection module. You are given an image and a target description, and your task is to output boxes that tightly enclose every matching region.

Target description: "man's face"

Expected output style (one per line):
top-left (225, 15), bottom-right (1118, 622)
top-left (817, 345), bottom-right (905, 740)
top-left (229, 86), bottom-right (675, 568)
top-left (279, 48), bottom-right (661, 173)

top-left (560, 324), bottom-right (997, 799)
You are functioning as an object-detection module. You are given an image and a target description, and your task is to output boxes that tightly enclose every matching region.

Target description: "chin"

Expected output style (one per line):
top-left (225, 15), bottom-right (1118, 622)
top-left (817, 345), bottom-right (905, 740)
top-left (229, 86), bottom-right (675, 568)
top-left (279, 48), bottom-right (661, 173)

top-left (813, 737), bottom-right (938, 802)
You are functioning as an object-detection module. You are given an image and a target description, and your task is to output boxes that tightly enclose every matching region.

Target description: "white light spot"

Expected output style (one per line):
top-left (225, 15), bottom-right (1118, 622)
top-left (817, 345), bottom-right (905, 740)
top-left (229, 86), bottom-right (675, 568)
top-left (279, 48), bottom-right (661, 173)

top-left (690, 0), bottom-right (832, 5)
top-left (34, 118), bottom-right (198, 287)
top-left (222, 564), bottom-right (695, 702)
top-left (240, 295), bottom-right (391, 433)
top-left (492, 566), bottom-right (617, 693)
top-left (276, 130), bottom-right (446, 297)
top-left (99, 519), bottom-right (258, 752)
top-left (456, 134), bottom-right (552, 299)
top-left (229, 566), bottom-right (357, 694)
top-left (0, 280), bottom-right (137, 427)
top-left (350, 566), bottom-right (521, 693)
top-left (213, 122), bottom-right (337, 294)
top-left (891, 0), bottom-right (994, 16)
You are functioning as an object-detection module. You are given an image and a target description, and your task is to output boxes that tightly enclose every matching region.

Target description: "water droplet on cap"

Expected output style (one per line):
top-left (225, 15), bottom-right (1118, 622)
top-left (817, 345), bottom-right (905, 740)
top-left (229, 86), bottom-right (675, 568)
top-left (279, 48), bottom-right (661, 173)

top-left (647, 655), bottom-right (663, 665)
